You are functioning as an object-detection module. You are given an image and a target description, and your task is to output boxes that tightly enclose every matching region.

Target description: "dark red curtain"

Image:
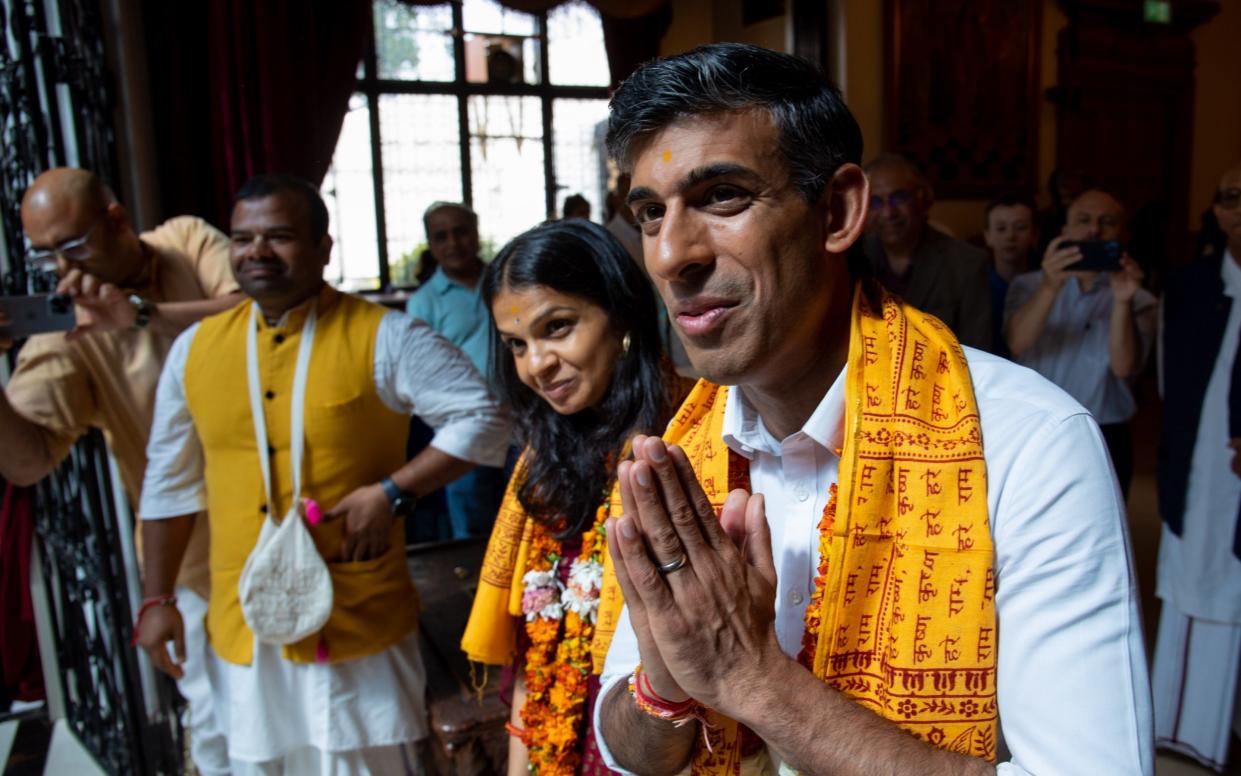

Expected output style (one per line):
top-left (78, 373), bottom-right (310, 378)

top-left (0, 483), bottom-right (43, 704)
top-left (142, 1), bottom-right (371, 228)
top-left (599, 5), bottom-right (672, 90)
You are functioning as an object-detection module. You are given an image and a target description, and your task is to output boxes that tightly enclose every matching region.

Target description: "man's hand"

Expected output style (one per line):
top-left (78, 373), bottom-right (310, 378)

top-left (1039, 236), bottom-right (1081, 291)
top-left (609, 435), bottom-right (781, 714)
top-left (0, 306), bottom-right (13, 352)
top-left (1230, 438), bottom-right (1241, 480)
top-left (328, 483), bottom-right (395, 562)
top-left (608, 452), bottom-right (689, 704)
top-left (57, 268), bottom-right (137, 338)
top-left (135, 602), bottom-right (185, 679)
top-left (1109, 254), bottom-right (1144, 303)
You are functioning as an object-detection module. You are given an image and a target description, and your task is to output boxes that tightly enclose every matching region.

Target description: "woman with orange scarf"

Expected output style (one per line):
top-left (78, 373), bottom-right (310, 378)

top-left (461, 219), bottom-right (682, 775)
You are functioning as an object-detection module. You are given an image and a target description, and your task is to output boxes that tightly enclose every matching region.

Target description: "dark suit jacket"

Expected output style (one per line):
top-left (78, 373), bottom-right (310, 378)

top-left (864, 227), bottom-right (993, 350)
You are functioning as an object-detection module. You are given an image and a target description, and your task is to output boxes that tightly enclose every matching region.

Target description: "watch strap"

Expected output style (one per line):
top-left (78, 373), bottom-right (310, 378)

top-left (379, 476), bottom-right (401, 505)
top-left (128, 294), bottom-right (154, 329)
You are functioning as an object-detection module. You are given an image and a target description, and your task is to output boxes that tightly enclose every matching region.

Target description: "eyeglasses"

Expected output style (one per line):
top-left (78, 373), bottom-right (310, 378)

top-left (1216, 187), bottom-right (1241, 210)
top-left (869, 189), bottom-right (915, 211)
top-left (25, 218), bottom-right (104, 269)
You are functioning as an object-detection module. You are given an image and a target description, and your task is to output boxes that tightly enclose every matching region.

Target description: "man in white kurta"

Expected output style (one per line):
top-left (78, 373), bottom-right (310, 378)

top-left (1153, 164), bottom-right (1241, 770)
top-left (136, 175), bottom-right (510, 774)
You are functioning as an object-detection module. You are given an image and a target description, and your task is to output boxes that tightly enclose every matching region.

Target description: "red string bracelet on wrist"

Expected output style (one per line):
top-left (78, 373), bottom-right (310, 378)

top-left (628, 664), bottom-right (715, 751)
top-left (505, 722), bottom-right (528, 742)
top-left (130, 594), bottom-right (177, 646)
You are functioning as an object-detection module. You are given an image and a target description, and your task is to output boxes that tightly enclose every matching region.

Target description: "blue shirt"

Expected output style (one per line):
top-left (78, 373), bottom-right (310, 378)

top-left (406, 267), bottom-right (492, 378)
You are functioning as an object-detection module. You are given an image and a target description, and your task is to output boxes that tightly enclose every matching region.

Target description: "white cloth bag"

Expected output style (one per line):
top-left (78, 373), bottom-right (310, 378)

top-left (237, 302), bottom-right (333, 645)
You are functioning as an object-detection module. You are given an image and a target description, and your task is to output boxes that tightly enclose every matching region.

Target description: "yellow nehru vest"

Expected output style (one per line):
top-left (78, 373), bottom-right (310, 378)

top-left (183, 286), bottom-right (419, 665)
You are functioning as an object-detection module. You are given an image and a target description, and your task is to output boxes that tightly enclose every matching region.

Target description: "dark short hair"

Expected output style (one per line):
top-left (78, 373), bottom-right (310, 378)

top-left (984, 192), bottom-right (1037, 227)
top-left (606, 43), bottom-right (863, 204)
top-left (233, 174), bottom-right (329, 241)
top-left (481, 219), bottom-right (669, 537)
top-left (562, 193), bottom-right (590, 217)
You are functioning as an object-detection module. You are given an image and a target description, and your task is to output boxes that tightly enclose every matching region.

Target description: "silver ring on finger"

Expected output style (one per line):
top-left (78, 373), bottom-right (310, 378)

top-left (656, 552), bottom-right (689, 575)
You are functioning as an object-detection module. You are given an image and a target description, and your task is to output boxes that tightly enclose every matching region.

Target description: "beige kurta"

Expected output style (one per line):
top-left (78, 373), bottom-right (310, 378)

top-left (6, 215), bottom-right (238, 596)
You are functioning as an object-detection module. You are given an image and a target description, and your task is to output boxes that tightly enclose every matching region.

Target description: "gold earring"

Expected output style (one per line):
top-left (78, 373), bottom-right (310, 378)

top-left (621, 332), bottom-right (631, 356)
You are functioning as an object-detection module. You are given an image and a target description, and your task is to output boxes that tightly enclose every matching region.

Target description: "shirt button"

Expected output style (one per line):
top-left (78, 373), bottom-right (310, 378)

top-left (274, 333), bottom-right (285, 344)
top-left (789, 590), bottom-right (805, 605)
top-left (795, 488), bottom-right (810, 502)
top-left (259, 504), bottom-right (268, 514)
top-left (265, 390), bottom-right (275, 400)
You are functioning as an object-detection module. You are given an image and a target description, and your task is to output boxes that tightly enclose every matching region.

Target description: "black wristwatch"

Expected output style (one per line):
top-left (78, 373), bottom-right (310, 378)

top-left (128, 294), bottom-right (155, 329)
top-left (379, 476), bottom-right (416, 516)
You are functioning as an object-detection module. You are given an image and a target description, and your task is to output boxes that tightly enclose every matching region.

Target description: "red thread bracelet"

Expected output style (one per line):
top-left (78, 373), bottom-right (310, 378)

top-left (628, 665), bottom-right (716, 751)
top-left (130, 594), bottom-right (177, 646)
top-left (505, 722), bottom-right (528, 742)
top-left (634, 672), bottom-right (697, 718)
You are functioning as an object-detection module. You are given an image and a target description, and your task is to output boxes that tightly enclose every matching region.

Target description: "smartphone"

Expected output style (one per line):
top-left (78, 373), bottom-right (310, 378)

top-left (1062, 240), bottom-right (1123, 272)
top-left (0, 293), bottom-right (76, 338)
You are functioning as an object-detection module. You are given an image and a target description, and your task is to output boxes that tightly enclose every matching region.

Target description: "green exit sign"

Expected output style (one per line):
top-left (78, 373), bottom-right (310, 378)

top-left (1144, 0), bottom-right (1172, 23)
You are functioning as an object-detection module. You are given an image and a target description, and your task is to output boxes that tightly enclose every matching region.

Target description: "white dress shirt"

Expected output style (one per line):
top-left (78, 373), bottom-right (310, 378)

top-left (1157, 249), bottom-right (1241, 623)
top-left (1004, 272), bottom-right (1156, 425)
top-left (140, 309), bottom-right (511, 520)
top-left (596, 347), bottom-right (1153, 775)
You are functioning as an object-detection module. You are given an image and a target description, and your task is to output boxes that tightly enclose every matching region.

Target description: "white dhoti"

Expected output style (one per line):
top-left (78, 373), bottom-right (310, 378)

top-left (1152, 601), bottom-right (1241, 771)
top-left (211, 631), bottom-right (429, 775)
top-left (175, 586), bottom-right (231, 776)
top-left (1154, 254), bottom-right (1241, 771)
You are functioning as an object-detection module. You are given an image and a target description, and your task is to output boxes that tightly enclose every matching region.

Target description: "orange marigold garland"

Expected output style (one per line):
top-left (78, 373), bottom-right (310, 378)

top-left (797, 483), bottom-right (837, 669)
top-left (519, 502), bottom-right (609, 775)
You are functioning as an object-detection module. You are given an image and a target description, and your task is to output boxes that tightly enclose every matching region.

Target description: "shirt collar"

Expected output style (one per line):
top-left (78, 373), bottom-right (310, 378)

top-left (429, 266), bottom-right (480, 296)
top-left (721, 367), bottom-right (847, 460)
top-left (258, 283), bottom-right (339, 331)
top-left (1222, 248), bottom-right (1241, 299)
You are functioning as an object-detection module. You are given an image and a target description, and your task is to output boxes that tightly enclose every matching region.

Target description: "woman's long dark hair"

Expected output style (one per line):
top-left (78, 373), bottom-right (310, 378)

top-left (482, 219), bottom-right (669, 537)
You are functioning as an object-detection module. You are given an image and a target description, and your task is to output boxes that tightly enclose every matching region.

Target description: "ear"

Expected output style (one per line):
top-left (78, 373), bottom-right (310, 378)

top-left (317, 233), bottom-right (334, 268)
top-left (105, 201), bottom-right (129, 232)
top-left (918, 183), bottom-right (935, 212)
top-left (822, 162), bottom-right (869, 255)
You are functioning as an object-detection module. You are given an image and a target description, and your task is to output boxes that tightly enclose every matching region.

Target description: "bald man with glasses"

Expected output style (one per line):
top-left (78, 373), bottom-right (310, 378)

top-left (861, 153), bottom-right (993, 350)
top-left (0, 167), bottom-right (241, 775)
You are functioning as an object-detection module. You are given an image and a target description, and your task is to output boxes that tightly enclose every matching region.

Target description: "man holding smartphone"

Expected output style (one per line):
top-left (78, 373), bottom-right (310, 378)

top-left (1003, 189), bottom-right (1156, 495)
top-left (0, 166), bottom-right (242, 775)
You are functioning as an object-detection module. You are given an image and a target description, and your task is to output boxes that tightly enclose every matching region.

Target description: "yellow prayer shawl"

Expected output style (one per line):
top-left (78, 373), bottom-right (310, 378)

top-left (670, 284), bottom-right (997, 769)
top-left (461, 454), bottom-right (626, 674)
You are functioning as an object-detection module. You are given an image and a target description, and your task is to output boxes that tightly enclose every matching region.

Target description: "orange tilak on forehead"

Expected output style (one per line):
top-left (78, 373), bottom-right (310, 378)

top-left (662, 149), bottom-right (672, 162)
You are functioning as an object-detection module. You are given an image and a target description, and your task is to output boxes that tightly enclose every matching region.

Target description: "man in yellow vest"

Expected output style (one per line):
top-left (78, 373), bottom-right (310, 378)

top-left (134, 174), bottom-right (510, 773)
top-left (592, 44), bottom-right (1153, 774)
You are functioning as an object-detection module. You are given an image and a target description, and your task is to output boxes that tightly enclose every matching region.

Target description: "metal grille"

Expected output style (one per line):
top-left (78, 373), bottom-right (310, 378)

top-left (0, 0), bottom-right (118, 293)
top-left (33, 431), bottom-right (184, 775)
